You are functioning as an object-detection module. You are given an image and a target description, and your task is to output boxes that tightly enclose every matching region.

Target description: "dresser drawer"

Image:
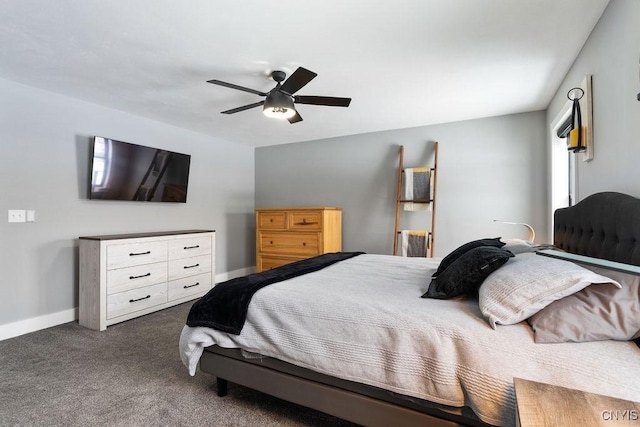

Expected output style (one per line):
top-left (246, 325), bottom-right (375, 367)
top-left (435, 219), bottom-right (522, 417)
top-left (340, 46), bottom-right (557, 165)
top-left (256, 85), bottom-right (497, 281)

top-left (107, 282), bottom-right (167, 319)
top-left (168, 272), bottom-right (212, 301)
top-left (106, 261), bottom-right (167, 295)
top-left (257, 211), bottom-right (287, 229)
top-left (107, 241), bottom-right (168, 270)
top-left (258, 256), bottom-right (304, 271)
top-left (168, 236), bottom-right (212, 260)
top-left (168, 254), bottom-right (213, 281)
top-left (288, 211), bottom-right (322, 230)
top-left (259, 232), bottom-right (320, 256)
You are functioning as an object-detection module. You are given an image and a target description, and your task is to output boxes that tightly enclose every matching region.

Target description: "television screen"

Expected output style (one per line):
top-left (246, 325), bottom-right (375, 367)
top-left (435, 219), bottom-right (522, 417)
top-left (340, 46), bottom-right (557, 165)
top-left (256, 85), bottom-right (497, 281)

top-left (89, 136), bottom-right (191, 203)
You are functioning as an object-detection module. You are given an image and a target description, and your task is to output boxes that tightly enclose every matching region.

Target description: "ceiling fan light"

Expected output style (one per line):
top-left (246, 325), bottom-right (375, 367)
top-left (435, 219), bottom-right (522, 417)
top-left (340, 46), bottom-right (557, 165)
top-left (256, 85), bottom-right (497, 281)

top-left (263, 92), bottom-right (296, 119)
top-left (263, 106), bottom-right (296, 119)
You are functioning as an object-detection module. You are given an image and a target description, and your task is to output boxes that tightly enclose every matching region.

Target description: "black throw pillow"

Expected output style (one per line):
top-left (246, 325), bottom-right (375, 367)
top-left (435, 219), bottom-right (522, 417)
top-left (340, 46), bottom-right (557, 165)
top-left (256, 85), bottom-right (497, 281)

top-left (432, 237), bottom-right (505, 279)
top-left (423, 246), bottom-right (514, 299)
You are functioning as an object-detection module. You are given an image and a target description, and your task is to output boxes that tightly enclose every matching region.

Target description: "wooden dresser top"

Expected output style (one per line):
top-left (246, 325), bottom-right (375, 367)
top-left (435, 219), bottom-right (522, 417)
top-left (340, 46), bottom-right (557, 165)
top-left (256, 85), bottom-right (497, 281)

top-left (255, 207), bottom-right (341, 211)
top-left (79, 229), bottom-right (214, 241)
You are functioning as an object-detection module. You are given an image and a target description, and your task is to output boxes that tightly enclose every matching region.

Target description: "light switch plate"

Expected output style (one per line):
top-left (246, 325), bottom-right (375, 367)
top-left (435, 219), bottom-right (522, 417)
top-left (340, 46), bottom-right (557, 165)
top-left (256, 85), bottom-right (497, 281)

top-left (26, 210), bottom-right (36, 222)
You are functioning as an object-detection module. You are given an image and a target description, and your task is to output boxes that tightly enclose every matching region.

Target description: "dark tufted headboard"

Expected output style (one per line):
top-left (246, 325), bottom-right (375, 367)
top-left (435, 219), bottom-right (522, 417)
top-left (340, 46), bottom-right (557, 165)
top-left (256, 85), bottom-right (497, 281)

top-left (554, 192), bottom-right (640, 266)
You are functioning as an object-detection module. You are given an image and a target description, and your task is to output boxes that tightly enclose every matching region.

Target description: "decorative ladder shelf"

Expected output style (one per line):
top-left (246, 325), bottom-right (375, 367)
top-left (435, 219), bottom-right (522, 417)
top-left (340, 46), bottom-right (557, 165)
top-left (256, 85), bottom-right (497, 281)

top-left (393, 142), bottom-right (439, 257)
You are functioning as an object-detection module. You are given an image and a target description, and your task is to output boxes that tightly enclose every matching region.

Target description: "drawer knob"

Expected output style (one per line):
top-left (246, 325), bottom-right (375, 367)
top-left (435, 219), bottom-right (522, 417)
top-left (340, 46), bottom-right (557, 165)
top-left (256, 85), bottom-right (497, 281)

top-left (129, 273), bottom-right (151, 280)
top-left (183, 282), bottom-right (200, 289)
top-left (270, 219), bottom-right (273, 222)
top-left (184, 245), bottom-right (200, 250)
top-left (184, 263), bottom-right (200, 269)
top-left (129, 251), bottom-right (151, 256)
top-left (129, 295), bottom-right (151, 303)
top-left (270, 241), bottom-right (273, 245)
top-left (302, 242), bottom-right (306, 246)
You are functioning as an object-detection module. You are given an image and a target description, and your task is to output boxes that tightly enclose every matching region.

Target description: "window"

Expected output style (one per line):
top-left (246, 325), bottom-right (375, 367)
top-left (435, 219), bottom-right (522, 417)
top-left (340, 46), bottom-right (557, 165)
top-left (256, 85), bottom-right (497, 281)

top-left (549, 102), bottom-right (576, 239)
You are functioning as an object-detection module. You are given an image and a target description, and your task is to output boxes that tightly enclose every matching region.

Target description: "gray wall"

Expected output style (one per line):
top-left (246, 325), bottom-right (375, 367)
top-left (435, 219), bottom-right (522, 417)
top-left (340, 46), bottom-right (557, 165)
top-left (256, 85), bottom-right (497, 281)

top-left (546, 0), bottom-right (640, 199)
top-left (256, 111), bottom-right (548, 257)
top-left (0, 77), bottom-right (255, 326)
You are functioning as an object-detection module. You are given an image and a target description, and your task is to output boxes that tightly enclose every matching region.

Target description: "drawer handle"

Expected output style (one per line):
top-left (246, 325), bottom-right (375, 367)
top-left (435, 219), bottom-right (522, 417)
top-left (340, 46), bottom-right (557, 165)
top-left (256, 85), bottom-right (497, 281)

top-left (129, 251), bottom-right (151, 256)
top-left (296, 220), bottom-right (318, 225)
top-left (302, 242), bottom-right (307, 246)
top-left (184, 263), bottom-right (200, 269)
top-left (129, 295), bottom-right (151, 303)
top-left (183, 282), bottom-right (200, 289)
top-left (129, 273), bottom-right (151, 280)
top-left (270, 241), bottom-right (274, 245)
top-left (184, 245), bottom-right (200, 250)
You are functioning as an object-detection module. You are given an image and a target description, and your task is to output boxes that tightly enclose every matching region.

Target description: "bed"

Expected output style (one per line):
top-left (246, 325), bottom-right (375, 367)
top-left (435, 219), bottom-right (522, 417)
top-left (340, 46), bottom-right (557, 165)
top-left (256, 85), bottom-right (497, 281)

top-left (180, 191), bottom-right (640, 427)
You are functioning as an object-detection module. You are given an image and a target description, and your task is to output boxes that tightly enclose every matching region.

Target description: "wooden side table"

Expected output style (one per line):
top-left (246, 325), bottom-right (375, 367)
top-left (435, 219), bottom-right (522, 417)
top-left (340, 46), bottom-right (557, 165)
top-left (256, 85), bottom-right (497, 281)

top-left (514, 378), bottom-right (640, 426)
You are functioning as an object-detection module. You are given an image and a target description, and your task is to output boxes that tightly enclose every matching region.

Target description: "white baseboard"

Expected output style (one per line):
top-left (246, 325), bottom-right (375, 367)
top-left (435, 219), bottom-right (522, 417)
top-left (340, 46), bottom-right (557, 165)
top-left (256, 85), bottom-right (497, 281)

top-left (0, 308), bottom-right (78, 342)
top-left (215, 266), bottom-right (255, 283)
top-left (0, 266), bottom-right (256, 342)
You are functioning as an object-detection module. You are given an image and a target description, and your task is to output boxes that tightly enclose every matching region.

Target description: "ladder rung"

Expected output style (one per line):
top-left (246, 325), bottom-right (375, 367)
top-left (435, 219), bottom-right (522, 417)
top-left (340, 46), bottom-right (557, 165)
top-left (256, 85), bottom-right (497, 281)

top-left (401, 167), bottom-right (436, 173)
top-left (398, 199), bottom-right (432, 203)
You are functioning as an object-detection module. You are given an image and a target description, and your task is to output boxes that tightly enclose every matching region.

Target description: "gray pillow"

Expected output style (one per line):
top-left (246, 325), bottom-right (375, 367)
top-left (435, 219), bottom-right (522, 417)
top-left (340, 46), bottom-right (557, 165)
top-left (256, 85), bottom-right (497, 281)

top-left (423, 246), bottom-right (514, 299)
top-left (478, 253), bottom-right (620, 329)
top-left (528, 266), bottom-right (640, 343)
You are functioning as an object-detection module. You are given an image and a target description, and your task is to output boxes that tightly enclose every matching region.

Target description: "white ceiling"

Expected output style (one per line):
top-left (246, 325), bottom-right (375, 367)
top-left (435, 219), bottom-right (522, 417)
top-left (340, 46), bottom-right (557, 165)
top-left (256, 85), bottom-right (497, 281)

top-left (0, 0), bottom-right (610, 147)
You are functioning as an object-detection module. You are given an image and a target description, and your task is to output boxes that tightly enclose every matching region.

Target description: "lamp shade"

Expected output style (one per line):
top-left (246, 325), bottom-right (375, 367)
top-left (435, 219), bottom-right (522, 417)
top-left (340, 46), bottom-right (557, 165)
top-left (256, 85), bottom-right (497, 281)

top-left (263, 92), bottom-right (296, 119)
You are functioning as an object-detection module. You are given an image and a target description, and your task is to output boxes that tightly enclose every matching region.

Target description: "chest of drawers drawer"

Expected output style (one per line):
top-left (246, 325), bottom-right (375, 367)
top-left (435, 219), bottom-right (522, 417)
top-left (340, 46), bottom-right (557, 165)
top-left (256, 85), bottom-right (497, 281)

top-left (257, 212), bottom-right (287, 229)
top-left (107, 241), bottom-right (168, 269)
top-left (288, 211), bottom-right (322, 230)
top-left (107, 282), bottom-right (167, 319)
top-left (106, 261), bottom-right (167, 295)
top-left (168, 254), bottom-right (213, 281)
top-left (258, 231), bottom-right (320, 256)
top-left (168, 236), bottom-right (212, 260)
top-left (257, 256), bottom-right (305, 272)
top-left (168, 272), bottom-right (212, 301)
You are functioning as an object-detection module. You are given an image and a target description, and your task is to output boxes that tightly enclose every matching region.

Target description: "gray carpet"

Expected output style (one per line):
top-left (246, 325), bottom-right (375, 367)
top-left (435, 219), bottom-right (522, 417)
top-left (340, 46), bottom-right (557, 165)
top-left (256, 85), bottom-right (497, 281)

top-left (0, 302), bottom-right (356, 426)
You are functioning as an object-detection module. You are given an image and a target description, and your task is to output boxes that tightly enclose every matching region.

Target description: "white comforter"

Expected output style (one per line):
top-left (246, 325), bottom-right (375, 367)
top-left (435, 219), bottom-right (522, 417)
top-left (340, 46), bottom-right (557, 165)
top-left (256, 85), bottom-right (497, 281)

top-left (179, 254), bottom-right (640, 426)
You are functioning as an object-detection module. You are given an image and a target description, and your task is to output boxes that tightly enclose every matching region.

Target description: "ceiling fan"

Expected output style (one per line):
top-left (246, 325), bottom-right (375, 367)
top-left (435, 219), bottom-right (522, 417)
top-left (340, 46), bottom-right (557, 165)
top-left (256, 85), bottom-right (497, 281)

top-left (207, 67), bottom-right (351, 124)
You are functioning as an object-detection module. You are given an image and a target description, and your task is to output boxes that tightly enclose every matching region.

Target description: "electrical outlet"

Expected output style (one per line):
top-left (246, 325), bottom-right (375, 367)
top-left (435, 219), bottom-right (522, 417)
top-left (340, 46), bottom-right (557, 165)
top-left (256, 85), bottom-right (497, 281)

top-left (8, 210), bottom-right (26, 223)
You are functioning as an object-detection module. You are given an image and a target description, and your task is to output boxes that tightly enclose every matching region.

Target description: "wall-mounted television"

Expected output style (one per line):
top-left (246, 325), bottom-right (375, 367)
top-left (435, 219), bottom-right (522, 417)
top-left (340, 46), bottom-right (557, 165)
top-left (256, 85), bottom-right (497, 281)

top-left (89, 136), bottom-right (191, 203)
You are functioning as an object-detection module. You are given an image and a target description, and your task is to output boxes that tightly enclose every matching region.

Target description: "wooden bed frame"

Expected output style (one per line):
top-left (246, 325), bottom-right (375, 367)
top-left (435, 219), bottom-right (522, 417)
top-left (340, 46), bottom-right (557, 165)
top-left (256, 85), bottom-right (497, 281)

top-left (199, 191), bottom-right (640, 427)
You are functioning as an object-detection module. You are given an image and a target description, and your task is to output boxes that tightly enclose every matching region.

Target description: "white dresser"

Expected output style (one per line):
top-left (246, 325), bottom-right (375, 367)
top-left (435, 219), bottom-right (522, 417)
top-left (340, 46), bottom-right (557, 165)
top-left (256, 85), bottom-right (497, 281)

top-left (79, 230), bottom-right (215, 331)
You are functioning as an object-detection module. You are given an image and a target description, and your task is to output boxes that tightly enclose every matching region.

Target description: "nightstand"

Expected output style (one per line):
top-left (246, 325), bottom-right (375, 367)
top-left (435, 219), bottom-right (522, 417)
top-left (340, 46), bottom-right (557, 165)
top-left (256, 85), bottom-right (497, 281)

top-left (514, 378), bottom-right (640, 426)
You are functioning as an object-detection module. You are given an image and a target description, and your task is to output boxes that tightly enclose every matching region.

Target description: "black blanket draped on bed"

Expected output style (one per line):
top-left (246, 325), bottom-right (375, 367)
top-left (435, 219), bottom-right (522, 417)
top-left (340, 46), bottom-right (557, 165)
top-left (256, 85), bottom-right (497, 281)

top-left (186, 251), bottom-right (365, 334)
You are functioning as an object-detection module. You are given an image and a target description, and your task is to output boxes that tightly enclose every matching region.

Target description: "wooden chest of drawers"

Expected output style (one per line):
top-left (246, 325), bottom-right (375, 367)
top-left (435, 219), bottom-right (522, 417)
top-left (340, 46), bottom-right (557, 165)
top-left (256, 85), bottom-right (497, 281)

top-left (256, 207), bottom-right (342, 272)
top-left (79, 230), bottom-right (215, 331)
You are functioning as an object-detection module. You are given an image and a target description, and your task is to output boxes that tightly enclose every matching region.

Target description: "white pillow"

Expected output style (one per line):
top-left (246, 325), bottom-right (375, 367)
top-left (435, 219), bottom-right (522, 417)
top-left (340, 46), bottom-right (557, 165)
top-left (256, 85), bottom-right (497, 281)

top-left (479, 252), bottom-right (620, 328)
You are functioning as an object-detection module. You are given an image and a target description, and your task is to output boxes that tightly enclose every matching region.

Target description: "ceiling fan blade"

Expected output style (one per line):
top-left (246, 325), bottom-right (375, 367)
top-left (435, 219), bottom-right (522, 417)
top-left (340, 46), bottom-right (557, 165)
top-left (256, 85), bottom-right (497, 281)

top-left (221, 101), bottom-right (265, 114)
top-left (207, 79), bottom-right (268, 96)
top-left (294, 96), bottom-right (352, 107)
top-left (280, 67), bottom-right (317, 95)
top-left (288, 110), bottom-right (303, 124)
